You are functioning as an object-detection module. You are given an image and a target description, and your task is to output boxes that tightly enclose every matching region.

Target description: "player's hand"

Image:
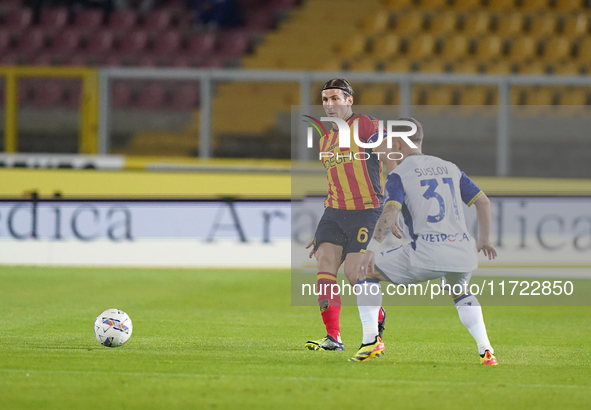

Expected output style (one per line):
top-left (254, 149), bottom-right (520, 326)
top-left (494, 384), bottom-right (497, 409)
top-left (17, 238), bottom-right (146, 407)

top-left (305, 240), bottom-right (316, 259)
top-left (476, 238), bottom-right (497, 260)
top-left (391, 219), bottom-right (403, 239)
top-left (359, 250), bottom-right (376, 280)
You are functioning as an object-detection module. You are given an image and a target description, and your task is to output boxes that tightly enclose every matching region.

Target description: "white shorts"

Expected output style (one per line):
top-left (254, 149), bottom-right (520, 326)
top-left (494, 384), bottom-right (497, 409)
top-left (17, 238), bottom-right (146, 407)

top-left (375, 244), bottom-right (471, 288)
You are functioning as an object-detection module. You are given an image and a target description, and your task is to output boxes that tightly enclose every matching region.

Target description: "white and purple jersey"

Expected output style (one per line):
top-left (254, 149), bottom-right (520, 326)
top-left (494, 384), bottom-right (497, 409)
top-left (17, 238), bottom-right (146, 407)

top-left (385, 154), bottom-right (483, 272)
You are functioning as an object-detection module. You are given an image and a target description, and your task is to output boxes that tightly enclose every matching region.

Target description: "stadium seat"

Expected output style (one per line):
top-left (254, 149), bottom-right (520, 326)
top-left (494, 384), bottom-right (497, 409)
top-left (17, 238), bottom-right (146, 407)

top-left (0, 52), bottom-right (19, 65)
top-left (0, 28), bottom-right (10, 51)
top-left (16, 28), bottom-right (46, 55)
top-left (63, 80), bottom-right (82, 108)
top-left (143, 9), bottom-right (172, 32)
top-left (371, 34), bottom-right (401, 59)
top-left (200, 56), bottom-right (226, 68)
top-left (461, 11), bottom-right (491, 35)
top-left (39, 7), bottom-right (69, 31)
top-left (186, 32), bottom-right (216, 56)
top-left (418, 59), bottom-right (448, 73)
top-left (428, 11), bottom-right (458, 35)
top-left (135, 82), bottom-right (168, 109)
top-left (405, 34), bottom-right (436, 60)
top-left (553, 0), bottom-right (584, 12)
top-left (217, 30), bottom-right (251, 58)
top-left (102, 54), bottom-right (125, 66)
top-left (518, 61), bottom-right (549, 75)
top-left (348, 59), bottom-right (378, 72)
top-left (452, 60), bottom-right (481, 74)
top-left (48, 29), bottom-right (81, 54)
top-left (169, 82), bottom-right (200, 109)
top-left (118, 30), bottom-right (149, 53)
top-left (519, 0), bottom-right (550, 12)
top-left (135, 54), bottom-right (159, 67)
top-left (553, 60), bottom-right (582, 75)
top-left (357, 84), bottom-right (388, 105)
top-left (507, 36), bottom-right (539, 62)
top-left (528, 13), bottom-right (558, 38)
top-left (453, 0), bottom-right (484, 11)
top-left (152, 30), bottom-right (182, 56)
top-left (245, 9), bottom-right (276, 31)
top-left (472, 35), bottom-right (503, 61)
top-left (73, 9), bottom-right (104, 29)
top-left (167, 54), bottom-right (200, 67)
top-left (440, 34), bottom-right (469, 60)
top-left (86, 29), bottom-right (115, 54)
top-left (5, 8), bottom-right (33, 30)
top-left (485, 60), bottom-right (514, 74)
top-left (417, 0), bottom-right (448, 11)
top-left (32, 80), bottom-right (65, 107)
top-left (334, 34), bottom-right (367, 59)
top-left (111, 81), bottom-right (132, 108)
top-left (561, 14), bottom-right (589, 38)
top-left (383, 59), bottom-right (413, 72)
top-left (459, 86), bottom-right (495, 105)
top-left (486, 0), bottom-right (516, 11)
top-left (108, 10), bottom-right (137, 32)
top-left (494, 12), bottom-right (525, 36)
top-left (383, 0), bottom-right (414, 11)
top-left (30, 52), bottom-right (55, 65)
top-left (540, 36), bottom-right (573, 62)
top-left (358, 11), bottom-right (390, 36)
top-left (391, 10), bottom-right (425, 34)
top-left (574, 37), bottom-right (591, 62)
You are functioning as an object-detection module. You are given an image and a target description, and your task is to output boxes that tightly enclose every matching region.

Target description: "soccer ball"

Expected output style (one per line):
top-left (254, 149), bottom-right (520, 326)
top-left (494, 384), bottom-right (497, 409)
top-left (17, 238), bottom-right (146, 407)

top-left (93, 309), bottom-right (133, 347)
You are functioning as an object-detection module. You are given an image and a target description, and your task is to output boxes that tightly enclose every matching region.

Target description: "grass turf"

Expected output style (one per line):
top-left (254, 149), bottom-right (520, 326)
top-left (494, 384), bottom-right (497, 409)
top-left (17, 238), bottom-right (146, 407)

top-left (1, 266), bottom-right (590, 410)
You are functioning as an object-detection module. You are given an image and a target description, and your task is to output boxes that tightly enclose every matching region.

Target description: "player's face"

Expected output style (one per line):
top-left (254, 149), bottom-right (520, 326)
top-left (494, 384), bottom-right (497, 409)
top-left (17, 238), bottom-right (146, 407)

top-left (322, 89), bottom-right (353, 120)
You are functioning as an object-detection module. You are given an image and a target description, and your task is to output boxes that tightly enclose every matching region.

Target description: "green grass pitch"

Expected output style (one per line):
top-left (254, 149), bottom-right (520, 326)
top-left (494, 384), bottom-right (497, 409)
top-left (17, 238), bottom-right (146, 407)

top-left (1, 266), bottom-right (590, 410)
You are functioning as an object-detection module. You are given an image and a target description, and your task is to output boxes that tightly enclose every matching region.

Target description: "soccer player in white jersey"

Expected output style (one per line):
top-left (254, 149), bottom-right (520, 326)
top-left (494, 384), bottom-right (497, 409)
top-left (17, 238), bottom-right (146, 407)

top-left (349, 117), bottom-right (498, 366)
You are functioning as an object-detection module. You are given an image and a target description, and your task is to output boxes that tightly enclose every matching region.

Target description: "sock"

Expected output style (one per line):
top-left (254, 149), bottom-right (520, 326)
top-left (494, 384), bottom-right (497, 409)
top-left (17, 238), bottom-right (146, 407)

top-left (454, 293), bottom-right (493, 355)
top-left (356, 278), bottom-right (382, 344)
top-left (378, 306), bottom-right (385, 323)
top-left (317, 271), bottom-right (341, 341)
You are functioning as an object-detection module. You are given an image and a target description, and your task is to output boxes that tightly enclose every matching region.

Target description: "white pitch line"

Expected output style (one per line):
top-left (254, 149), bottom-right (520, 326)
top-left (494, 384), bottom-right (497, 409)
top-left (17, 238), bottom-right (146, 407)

top-left (1, 368), bottom-right (590, 390)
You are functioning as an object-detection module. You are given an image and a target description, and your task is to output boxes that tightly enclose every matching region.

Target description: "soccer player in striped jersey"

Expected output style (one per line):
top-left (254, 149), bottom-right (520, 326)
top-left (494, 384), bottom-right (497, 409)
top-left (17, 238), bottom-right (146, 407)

top-left (304, 78), bottom-right (395, 351)
top-left (349, 118), bottom-right (498, 365)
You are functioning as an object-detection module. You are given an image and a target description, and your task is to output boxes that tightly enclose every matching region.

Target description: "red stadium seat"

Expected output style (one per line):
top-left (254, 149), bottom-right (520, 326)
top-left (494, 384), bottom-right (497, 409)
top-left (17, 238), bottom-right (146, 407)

top-left (170, 82), bottom-right (200, 109)
top-left (135, 54), bottom-right (158, 67)
top-left (245, 10), bottom-right (276, 30)
top-left (152, 30), bottom-right (182, 55)
top-left (64, 81), bottom-right (82, 108)
top-left (73, 9), bottom-right (104, 29)
top-left (200, 55), bottom-right (226, 68)
top-left (102, 54), bottom-right (125, 66)
top-left (143, 9), bottom-right (172, 31)
top-left (0, 29), bottom-right (11, 51)
top-left (186, 32), bottom-right (216, 55)
top-left (135, 83), bottom-right (167, 109)
top-left (167, 53), bottom-right (200, 67)
top-left (16, 28), bottom-right (46, 55)
top-left (32, 51), bottom-right (58, 65)
top-left (5, 8), bottom-right (33, 30)
top-left (111, 81), bottom-right (132, 107)
top-left (0, 52), bottom-right (20, 65)
top-left (217, 30), bottom-right (251, 58)
top-left (108, 10), bottom-right (137, 32)
top-left (86, 29), bottom-right (115, 54)
top-left (49, 29), bottom-right (81, 54)
top-left (39, 7), bottom-right (69, 31)
top-left (118, 30), bottom-right (148, 53)
top-left (32, 81), bottom-right (65, 107)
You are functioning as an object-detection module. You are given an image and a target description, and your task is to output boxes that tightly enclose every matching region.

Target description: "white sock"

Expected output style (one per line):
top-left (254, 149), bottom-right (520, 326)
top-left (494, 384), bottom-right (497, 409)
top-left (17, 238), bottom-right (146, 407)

top-left (454, 293), bottom-right (493, 355)
top-left (357, 279), bottom-right (382, 344)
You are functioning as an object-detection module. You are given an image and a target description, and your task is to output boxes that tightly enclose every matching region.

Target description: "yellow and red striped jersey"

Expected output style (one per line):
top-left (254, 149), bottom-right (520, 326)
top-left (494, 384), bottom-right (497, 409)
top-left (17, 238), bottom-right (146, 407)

top-left (319, 113), bottom-right (383, 210)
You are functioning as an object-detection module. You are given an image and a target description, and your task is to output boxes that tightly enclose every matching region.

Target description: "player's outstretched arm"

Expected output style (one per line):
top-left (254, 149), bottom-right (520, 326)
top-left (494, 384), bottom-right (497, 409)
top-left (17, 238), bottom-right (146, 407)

top-left (474, 193), bottom-right (497, 260)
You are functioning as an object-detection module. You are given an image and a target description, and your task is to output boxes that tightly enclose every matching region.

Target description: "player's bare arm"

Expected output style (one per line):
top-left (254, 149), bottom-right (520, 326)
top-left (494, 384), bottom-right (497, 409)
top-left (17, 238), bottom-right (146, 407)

top-left (474, 193), bottom-right (497, 260)
top-left (374, 202), bottom-right (403, 242)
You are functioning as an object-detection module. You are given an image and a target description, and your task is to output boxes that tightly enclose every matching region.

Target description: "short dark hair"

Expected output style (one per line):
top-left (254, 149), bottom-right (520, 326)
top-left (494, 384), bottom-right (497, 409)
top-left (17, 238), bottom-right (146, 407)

top-left (397, 117), bottom-right (423, 143)
top-left (321, 78), bottom-right (354, 97)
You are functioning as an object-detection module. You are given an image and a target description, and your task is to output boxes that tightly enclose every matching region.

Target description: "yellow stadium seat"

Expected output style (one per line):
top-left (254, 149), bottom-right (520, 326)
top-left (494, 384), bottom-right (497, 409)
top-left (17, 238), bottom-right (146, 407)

top-left (575, 37), bottom-right (591, 63)
top-left (319, 58), bottom-right (344, 71)
top-left (383, 0), bottom-right (415, 11)
top-left (452, 60), bottom-right (481, 73)
top-left (540, 36), bottom-right (573, 62)
top-left (517, 61), bottom-right (549, 75)
top-left (383, 58), bottom-right (413, 72)
top-left (494, 12), bottom-right (525, 36)
top-left (553, 61), bottom-right (582, 75)
top-left (454, 0), bottom-right (484, 11)
top-left (486, 0), bottom-right (516, 11)
top-left (358, 11), bottom-right (390, 36)
top-left (528, 13), bottom-right (559, 38)
top-left (371, 34), bottom-right (403, 58)
top-left (507, 36), bottom-right (539, 62)
top-left (460, 86), bottom-right (494, 105)
top-left (357, 84), bottom-right (389, 105)
top-left (485, 60), bottom-right (514, 74)
top-left (516, 87), bottom-right (556, 117)
top-left (417, 0), bottom-right (449, 11)
top-left (421, 86), bottom-right (458, 114)
top-left (440, 34), bottom-right (470, 59)
top-left (334, 35), bottom-right (368, 60)
top-left (348, 59), bottom-right (378, 72)
top-left (553, 0), bottom-right (585, 13)
top-left (519, 0), bottom-right (550, 12)
top-left (461, 11), bottom-right (491, 35)
top-left (417, 59), bottom-right (448, 73)
top-left (428, 11), bottom-right (459, 35)
top-left (406, 34), bottom-right (436, 60)
top-left (391, 10), bottom-right (426, 34)
top-left (553, 87), bottom-right (589, 117)
top-left (561, 14), bottom-right (589, 38)
top-left (472, 35), bottom-right (504, 60)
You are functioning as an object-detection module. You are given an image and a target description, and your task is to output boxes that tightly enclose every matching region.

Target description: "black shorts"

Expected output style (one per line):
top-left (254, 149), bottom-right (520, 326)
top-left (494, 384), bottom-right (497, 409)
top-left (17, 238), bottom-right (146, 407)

top-left (313, 207), bottom-right (382, 255)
